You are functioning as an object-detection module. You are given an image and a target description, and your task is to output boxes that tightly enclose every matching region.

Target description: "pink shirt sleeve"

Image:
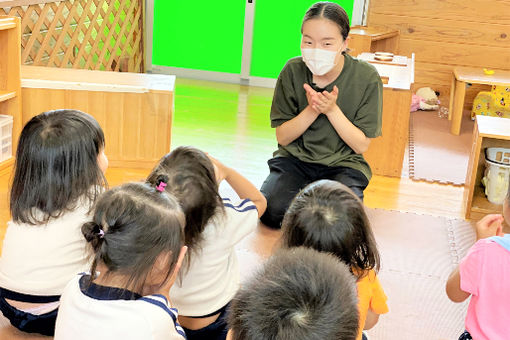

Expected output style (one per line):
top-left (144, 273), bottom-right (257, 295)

top-left (459, 240), bottom-right (486, 296)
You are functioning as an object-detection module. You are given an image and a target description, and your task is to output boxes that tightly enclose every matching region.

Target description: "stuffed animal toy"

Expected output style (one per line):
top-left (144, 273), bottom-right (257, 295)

top-left (411, 87), bottom-right (440, 112)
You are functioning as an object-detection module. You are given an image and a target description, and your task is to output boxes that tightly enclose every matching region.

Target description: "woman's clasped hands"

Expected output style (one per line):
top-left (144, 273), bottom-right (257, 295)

top-left (304, 83), bottom-right (339, 116)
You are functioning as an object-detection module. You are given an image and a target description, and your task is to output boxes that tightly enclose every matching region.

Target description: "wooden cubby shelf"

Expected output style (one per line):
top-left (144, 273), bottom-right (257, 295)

top-left (0, 91), bottom-right (16, 102)
top-left (464, 116), bottom-right (510, 220)
top-left (0, 16), bottom-right (22, 174)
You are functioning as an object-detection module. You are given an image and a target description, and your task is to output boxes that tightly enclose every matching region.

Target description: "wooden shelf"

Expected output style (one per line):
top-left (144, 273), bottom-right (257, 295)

top-left (471, 185), bottom-right (503, 214)
top-left (464, 116), bottom-right (510, 220)
top-left (0, 91), bottom-right (16, 103)
top-left (0, 17), bottom-right (16, 31)
top-left (0, 156), bottom-right (14, 175)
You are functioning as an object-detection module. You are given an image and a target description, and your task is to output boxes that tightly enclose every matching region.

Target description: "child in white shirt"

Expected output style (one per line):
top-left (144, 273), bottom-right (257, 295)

top-left (0, 109), bottom-right (108, 336)
top-left (147, 146), bottom-right (267, 340)
top-left (55, 182), bottom-right (188, 340)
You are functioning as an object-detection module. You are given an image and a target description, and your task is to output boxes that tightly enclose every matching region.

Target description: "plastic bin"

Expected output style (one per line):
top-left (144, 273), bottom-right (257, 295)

top-left (486, 147), bottom-right (510, 165)
top-left (0, 114), bottom-right (13, 162)
top-left (482, 158), bottom-right (510, 204)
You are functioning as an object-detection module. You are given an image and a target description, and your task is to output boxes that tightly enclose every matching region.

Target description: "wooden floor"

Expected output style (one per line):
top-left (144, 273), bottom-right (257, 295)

top-left (0, 78), bottom-right (472, 339)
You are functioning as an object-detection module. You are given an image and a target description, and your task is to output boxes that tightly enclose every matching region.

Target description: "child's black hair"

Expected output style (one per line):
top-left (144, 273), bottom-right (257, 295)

top-left (146, 146), bottom-right (223, 266)
top-left (10, 109), bottom-right (107, 224)
top-left (302, 1), bottom-right (350, 40)
top-left (228, 247), bottom-right (359, 340)
top-left (281, 179), bottom-right (380, 279)
top-left (82, 182), bottom-right (185, 295)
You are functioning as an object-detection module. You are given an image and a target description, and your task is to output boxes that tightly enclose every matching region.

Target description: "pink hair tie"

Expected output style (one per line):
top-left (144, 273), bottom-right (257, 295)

top-left (98, 229), bottom-right (105, 239)
top-left (156, 182), bottom-right (167, 192)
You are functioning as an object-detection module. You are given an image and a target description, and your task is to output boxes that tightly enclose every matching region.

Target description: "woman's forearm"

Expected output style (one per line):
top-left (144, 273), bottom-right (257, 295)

top-left (325, 106), bottom-right (371, 154)
top-left (276, 106), bottom-right (320, 146)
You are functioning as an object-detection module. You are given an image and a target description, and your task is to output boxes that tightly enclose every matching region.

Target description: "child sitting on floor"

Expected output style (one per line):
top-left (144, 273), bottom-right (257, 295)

top-left (0, 109), bottom-right (108, 336)
top-left (55, 182), bottom-right (188, 340)
top-left (146, 146), bottom-right (266, 340)
top-left (446, 183), bottom-right (510, 340)
top-left (227, 247), bottom-right (359, 340)
top-left (280, 179), bottom-right (388, 340)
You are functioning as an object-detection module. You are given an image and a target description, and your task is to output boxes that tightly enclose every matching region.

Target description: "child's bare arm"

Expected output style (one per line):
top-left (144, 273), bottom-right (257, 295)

top-left (363, 309), bottom-right (380, 330)
top-left (445, 267), bottom-right (470, 303)
top-left (446, 214), bottom-right (503, 303)
top-left (208, 155), bottom-right (267, 217)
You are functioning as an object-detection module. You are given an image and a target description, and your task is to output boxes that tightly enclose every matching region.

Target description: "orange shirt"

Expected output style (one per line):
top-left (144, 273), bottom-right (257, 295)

top-left (355, 270), bottom-right (388, 340)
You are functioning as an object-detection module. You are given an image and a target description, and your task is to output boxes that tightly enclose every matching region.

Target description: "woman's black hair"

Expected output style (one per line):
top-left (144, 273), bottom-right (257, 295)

top-left (281, 179), bottom-right (380, 279)
top-left (146, 146), bottom-right (223, 268)
top-left (302, 1), bottom-right (350, 40)
top-left (10, 109), bottom-right (107, 224)
top-left (82, 182), bottom-right (185, 295)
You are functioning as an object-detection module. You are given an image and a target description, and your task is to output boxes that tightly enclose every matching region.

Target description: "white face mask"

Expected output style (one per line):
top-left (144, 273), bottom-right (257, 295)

top-left (301, 48), bottom-right (340, 76)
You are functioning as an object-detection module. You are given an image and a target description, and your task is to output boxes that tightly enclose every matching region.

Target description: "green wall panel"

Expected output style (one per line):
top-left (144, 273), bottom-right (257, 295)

top-left (250, 0), bottom-right (354, 79)
top-left (153, 1), bottom-right (246, 74)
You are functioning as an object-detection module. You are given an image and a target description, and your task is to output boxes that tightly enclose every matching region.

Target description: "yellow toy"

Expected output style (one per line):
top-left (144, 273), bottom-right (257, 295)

top-left (472, 85), bottom-right (510, 119)
top-left (483, 68), bottom-right (495, 75)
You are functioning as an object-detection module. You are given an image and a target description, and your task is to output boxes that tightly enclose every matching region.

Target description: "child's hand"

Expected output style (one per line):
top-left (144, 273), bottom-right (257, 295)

top-left (475, 214), bottom-right (504, 241)
top-left (207, 154), bottom-right (228, 184)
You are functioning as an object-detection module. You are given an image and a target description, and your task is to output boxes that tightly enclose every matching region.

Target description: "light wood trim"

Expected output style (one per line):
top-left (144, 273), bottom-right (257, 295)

top-left (0, 17), bottom-right (15, 30)
top-left (0, 91), bottom-right (16, 102)
top-left (448, 72), bottom-right (455, 120)
top-left (0, 0), bottom-right (63, 7)
top-left (450, 79), bottom-right (466, 135)
top-left (0, 157), bottom-right (14, 174)
top-left (350, 25), bottom-right (399, 39)
top-left (454, 67), bottom-right (510, 86)
top-left (463, 121), bottom-right (481, 219)
top-left (21, 66), bottom-right (175, 93)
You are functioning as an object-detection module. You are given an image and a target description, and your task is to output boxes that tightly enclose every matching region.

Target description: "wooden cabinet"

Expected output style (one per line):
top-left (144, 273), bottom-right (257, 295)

top-left (348, 26), bottom-right (400, 57)
top-left (464, 116), bottom-right (510, 220)
top-left (21, 66), bottom-right (175, 169)
top-left (360, 53), bottom-right (414, 178)
top-left (0, 16), bottom-right (22, 174)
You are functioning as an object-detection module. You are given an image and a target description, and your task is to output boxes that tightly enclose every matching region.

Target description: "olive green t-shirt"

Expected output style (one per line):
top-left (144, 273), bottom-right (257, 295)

top-left (270, 53), bottom-right (383, 180)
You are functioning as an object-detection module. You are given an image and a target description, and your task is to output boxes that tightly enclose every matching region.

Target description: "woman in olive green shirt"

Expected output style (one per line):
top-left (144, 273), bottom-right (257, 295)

top-left (260, 2), bottom-right (383, 229)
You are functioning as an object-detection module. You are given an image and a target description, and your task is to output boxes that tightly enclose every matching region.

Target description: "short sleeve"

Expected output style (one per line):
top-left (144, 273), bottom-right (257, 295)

top-left (222, 198), bottom-right (259, 246)
top-left (354, 79), bottom-right (383, 138)
top-left (139, 295), bottom-right (187, 340)
top-left (459, 240), bottom-right (485, 296)
top-left (270, 67), bottom-right (299, 128)
top-left (369, 272), bottom-right (389, 314)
